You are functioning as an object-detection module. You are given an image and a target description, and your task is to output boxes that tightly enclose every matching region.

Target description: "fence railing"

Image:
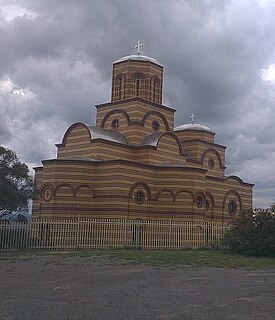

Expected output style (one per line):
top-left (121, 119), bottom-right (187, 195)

top-left (0, 218), bottom-right (229, 251)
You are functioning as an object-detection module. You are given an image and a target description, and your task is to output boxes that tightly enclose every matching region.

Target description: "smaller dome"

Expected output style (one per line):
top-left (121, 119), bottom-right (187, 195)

top-left (174, 123), bottom-right (215, 133)
top-left (113, 54), bottom-right (163, 67)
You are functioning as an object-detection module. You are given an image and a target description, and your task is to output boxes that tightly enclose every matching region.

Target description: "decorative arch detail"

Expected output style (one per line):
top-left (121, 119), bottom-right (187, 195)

top-left (40, 184), bottom-right (54, 198)
top-left (175, 189), bottom-right (194, 201)
top-left (222, 189), bottom-right (242, 213)
top-left (150, 75), bottom-right (160, 83)
top-left (156, 189), bottom-right (176, 202)
top-left (54, 184), bottom-right (75, 197)
top-left (132, 72), bottom-right (145, 80)
top-left (74, 184), bottom-right (95, 197)
top-left (205, 191), bottom-right (215, 209)
top-left (142, 111), bottom-right (170, 131)
top-left (100, 109), bottom-right (131, 128)
top-left (193, 191), bottom-right (206, 203)
top-left (129, 181), bottom-right (152, 201)
top-left (115, 73), bottom-right (126, 81)
top-left (201, 148), bottom-right (223, 169)
top-left (59, 122), bottom-right (91, 147)
top-left (156, 132), bottom-right (183, 156)
top-left (225, 176), bottom-right (245, 185)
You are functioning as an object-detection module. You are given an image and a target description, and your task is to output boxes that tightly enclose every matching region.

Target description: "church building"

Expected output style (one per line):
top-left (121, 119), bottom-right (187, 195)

top-left (33, 43), bottom-right (253, 224)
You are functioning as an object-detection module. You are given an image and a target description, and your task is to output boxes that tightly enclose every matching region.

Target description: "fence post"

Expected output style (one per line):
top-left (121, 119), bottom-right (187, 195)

top-left (124, 218), bottom-right (127, 248)
top-left (168, 219), bottom-right (172, 250)
top-left (76, 216), bottom-right (80, 250)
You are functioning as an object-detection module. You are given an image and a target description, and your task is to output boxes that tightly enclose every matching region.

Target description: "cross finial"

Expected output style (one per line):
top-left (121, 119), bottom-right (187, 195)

top-left (190, 113), bottom-right (196, 124)
top-left (135, 41), bottom-right (143, 55)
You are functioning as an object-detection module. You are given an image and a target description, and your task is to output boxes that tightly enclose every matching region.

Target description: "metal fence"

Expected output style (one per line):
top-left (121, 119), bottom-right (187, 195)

top-left (0, 218), bottom-right (229, 251)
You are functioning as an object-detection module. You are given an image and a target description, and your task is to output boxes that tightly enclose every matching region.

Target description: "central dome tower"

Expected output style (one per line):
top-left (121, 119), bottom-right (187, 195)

top-left (111, 43), bottom-right (163, 104)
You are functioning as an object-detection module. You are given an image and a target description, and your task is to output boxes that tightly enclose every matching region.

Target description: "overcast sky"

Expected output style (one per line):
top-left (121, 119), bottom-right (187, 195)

top-left (0, 0), bottom-right (275, 208)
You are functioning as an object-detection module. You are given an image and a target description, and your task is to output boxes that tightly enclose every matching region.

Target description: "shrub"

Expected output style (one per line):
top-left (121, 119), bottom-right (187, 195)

top-left (222, 210), bottom-right (275, 257)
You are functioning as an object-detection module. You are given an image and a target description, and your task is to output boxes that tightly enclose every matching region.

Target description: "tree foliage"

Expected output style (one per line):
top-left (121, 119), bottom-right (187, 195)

top-left (0, 146), bottom-right (33, 211)
top-left (222, 209), bottom-right (275, 257)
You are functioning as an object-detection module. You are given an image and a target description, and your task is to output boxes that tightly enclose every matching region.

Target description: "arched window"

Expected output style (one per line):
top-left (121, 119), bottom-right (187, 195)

top-left (152, 121), bottom-right (160, 132)
top-left (195, 195), bottom-right (204, 208)
top-left (228, 200), bottom-right (237, 216)
top-left (135, 191), bottom-right (145, 205)
top-left (205, 200), bottom-right (210, 211)
top-left (151, 77), bottom-right (160, 102)
top-left (135, 76), bottom-right (141, 96)
top-left (111, 119), bottom-right (119, 130)
top-left (116, 75), bottom-right (124, 100)
top-left (208, 159), bottom-right (214, 169)
top-left (118, 78), bottom-right (122, 100)
top-left (153, 79), bottom-right (157, 101)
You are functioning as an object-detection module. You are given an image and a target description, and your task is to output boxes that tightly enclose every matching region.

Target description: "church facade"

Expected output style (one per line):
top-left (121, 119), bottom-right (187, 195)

top-left (33, 48), bottom-right (253, 224)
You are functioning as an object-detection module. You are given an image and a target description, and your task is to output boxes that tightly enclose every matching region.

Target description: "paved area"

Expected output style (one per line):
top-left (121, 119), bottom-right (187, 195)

top-left (0, 255), bottom-right (274, 320)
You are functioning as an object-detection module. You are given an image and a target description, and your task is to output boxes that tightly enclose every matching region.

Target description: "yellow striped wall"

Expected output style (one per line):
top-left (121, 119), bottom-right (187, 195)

top-left (96, 99), bottom-right (175, 134)
top-left (33, 159), bottom-right (252, 224)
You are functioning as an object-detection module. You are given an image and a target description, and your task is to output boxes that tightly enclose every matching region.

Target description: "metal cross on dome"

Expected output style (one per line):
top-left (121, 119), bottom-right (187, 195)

top-left (190, 113), bottom-right (196, 124)
top-left (135, 41), bottom-right (143, 55)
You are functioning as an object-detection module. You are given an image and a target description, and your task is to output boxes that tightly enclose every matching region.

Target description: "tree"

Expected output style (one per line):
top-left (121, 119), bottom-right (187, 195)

top-left (222, 209), bottom-right (275, 257)
top-left (0, 146), bottom-right (33, 211)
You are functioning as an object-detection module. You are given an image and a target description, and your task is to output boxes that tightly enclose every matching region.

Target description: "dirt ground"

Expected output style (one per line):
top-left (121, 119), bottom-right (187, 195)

top-left (0, 254), bottom-right (274, 320)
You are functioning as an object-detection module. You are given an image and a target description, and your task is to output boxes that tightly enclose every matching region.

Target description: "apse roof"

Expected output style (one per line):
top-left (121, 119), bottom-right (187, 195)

top-left (86, 125), bottom-right (129, 144)
top-left (142, 132), bottom-right (163, 147)
top-left (142, 132), bottom-right (191, 157)
top-left (113, 54), bottom-right (163, 67)
top-left (174, 123), bottom-right (215, 133)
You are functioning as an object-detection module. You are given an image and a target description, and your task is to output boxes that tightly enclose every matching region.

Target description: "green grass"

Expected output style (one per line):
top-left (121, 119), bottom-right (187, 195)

top-left (1, 249), bottom-right (275, 269)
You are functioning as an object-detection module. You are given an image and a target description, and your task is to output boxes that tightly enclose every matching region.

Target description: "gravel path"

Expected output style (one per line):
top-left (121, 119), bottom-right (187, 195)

top-left (0, 255), bottom-right (274, 320)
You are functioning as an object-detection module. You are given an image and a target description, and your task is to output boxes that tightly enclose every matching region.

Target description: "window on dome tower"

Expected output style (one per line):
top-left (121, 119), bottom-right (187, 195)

top-left (151, 77), bottom-right (160, 102)
top-left (135, 76), bottom-right (140, 96)
top-left (153, 80), bottom-right (157, 101)
top-left (118, 77), bottom-right (122, 100)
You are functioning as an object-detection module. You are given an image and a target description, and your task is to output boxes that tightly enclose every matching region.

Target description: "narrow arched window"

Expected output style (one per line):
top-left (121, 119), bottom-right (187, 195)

top-left (135, 76), bottom-right (140, 97)
top-left (151, 77), bottom-right (160, 102)
top-left (115, 75), bottom-right (124, 100)
top-left (118, 77), bottom-right (122, 100)
top-left (228, 200), bottom-right (237, 216)
top-left (153, 80), bottom-right (157, 101)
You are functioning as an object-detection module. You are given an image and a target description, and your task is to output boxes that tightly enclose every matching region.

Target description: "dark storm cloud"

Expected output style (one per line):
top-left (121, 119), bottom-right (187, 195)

top-left (0, 0), bottom-right (275, 207)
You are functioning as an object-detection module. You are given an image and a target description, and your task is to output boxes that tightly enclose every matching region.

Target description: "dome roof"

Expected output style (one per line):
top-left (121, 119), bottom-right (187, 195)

top-left (174, 123), bottom-right (215, 133)
top-left (113, 54), bottom-right (163, 66)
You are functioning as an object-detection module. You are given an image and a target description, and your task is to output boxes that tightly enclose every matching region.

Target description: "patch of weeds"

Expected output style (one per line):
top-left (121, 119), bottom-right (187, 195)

top-left (1, 249), bottom-right (275, 269)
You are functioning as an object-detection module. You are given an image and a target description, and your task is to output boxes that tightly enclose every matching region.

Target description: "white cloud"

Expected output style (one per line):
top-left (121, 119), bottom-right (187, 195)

top-left (0, 4), bottom-right (38, 22)
top-left (262, 64), bottom-right (275, 84)
top-left (257, 0), bottom-right (275, 7)
top-left (0, 76), bottom-right (36, 99)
